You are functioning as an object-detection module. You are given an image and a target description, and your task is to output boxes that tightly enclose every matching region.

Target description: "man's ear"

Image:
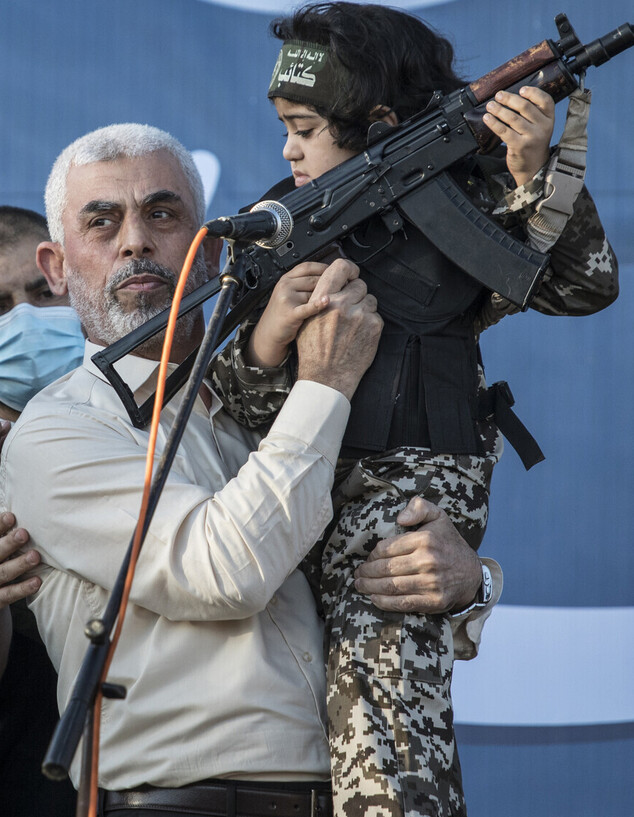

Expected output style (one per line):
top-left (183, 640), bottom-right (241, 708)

top-left (370, 105), bottom-right (399, 127)
top-left (37, 241), bottom-right (68, 296)
top-left (202, 235), bottom-right (223, 280)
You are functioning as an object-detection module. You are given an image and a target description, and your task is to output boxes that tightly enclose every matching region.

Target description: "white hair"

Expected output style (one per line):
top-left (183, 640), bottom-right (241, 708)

top-left (44, 123), bottom-right (206, 244)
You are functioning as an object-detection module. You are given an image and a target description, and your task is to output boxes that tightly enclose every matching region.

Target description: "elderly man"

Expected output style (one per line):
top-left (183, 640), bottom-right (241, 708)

top-left (1, 124), bottom-right (497, 817)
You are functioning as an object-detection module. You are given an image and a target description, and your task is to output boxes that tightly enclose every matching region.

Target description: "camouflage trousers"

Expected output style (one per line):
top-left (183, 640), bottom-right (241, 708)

top-left (303, 445), bottom-right (498, 817)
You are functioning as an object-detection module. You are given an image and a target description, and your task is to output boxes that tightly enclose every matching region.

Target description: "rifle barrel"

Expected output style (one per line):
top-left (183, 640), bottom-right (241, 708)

top-left (567, 23), bottom-right (634, 73)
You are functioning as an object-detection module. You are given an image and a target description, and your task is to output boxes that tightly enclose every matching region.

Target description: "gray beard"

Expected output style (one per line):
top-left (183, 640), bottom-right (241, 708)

top-left (67, 256), bottom-right (210, 355)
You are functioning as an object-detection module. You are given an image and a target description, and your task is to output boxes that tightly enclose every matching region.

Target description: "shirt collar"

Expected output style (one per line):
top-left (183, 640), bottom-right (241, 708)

top-left (82, 340), bottom-right (224, 422)
top-left (82, 339), bottom-right (177, 395)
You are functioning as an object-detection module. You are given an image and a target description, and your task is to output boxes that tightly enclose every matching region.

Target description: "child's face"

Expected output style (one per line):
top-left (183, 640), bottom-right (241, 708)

top-left (274, 98), bottom-right (356, 187)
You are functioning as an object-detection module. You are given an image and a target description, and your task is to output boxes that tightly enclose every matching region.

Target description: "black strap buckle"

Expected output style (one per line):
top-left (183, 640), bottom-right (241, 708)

top-left (479, 380), bottom-right (545, 470)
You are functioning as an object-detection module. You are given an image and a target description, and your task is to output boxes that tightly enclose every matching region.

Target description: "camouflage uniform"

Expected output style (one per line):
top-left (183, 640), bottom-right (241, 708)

top-left (315, 441), bottom-right (499, 817)
top-left (209, 162), bottom-right (618, 817)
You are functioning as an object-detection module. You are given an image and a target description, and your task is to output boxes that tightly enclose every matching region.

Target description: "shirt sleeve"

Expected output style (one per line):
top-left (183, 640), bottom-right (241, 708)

top-left (450, 557), bottom-right (503, 661)
top-left (2, 381), bottom-right (349, 622)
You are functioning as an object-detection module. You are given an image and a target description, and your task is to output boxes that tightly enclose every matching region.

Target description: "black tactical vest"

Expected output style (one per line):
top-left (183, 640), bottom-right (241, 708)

top-left (339, 213), bottom-right (487, 458)
top-left (255, 169), bottom-right (543, 469)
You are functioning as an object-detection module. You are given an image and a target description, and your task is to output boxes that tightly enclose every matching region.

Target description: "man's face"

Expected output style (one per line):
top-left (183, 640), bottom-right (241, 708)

top-left (274, 98), bottom-right (357, 188)
top-left (58, 150), bottom-right (211, 352)
top-left (0, 233), bottom-right (67, 315)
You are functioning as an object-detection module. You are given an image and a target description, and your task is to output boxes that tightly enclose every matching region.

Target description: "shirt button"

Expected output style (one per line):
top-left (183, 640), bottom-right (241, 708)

top-left (269, 595), bottom-right (278, 607)
top-left (302, 652), bottom-right (313, 663)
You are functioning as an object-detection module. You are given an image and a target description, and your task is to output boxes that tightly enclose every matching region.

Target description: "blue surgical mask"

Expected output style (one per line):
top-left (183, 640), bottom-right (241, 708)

top-left (0, 303), bottom-right (85, 411)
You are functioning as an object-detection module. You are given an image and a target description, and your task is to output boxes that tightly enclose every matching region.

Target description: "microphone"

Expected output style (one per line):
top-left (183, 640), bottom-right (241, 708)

top-left (204, 200), bottom-right (293, 248)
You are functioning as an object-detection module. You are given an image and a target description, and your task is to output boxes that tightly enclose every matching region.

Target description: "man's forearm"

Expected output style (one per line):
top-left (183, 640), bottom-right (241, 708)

top-left (3, 382), bottom-right (348, 622)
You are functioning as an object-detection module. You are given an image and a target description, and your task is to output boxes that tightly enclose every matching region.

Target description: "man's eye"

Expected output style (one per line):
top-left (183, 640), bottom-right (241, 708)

top-left (35, 288), bottom-right (54, 301)
top-left (150, 209), bottom-right (171, 220)
top-left (27, 285), bottom-right (56, 305)
top-left (295, 129), bottom-right (313, 138)
top-left (90, 216), bottom-right (115, 228)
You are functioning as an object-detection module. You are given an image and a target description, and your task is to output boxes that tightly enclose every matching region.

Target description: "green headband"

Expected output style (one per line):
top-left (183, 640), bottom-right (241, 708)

top-left (268, 40), bottom-right (339, 108)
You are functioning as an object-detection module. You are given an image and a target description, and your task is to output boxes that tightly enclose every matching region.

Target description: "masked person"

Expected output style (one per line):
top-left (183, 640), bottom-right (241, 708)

top-left (0, 206), bottom-right (84, 422)
top-left (207, 4), bottom-right (619, 816)
top-left (0, 303), bottom-right (84, 421)
top-left (0, 205), bottom-right (80, 815)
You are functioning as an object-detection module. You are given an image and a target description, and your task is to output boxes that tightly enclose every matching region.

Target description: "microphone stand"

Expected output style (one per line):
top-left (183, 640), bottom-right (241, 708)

top-left (42, 247), bottom-right (252, 815)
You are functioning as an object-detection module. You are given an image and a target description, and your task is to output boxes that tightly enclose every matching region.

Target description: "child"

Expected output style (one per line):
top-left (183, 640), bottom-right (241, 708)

top-left (211, 4), bottom-right (618, 816)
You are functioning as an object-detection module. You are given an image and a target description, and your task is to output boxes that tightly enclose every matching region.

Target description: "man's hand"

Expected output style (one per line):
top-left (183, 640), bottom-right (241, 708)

top-left (296, 258), bottom-right (383, 401)
top-left (0, 512), bottom-right (41, 610)
top-left (483, 86), bottom-right (555, 187)
top-left (354, 497), bottom-right (482, 613)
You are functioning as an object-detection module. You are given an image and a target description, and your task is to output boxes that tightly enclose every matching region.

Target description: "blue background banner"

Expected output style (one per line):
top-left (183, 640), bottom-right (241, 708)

top-left (1, 1), bottom-right (632, 814)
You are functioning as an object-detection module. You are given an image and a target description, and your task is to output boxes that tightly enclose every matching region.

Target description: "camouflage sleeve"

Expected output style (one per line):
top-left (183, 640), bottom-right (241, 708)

top-left (524, 185), bottom-right (619, 316)
top-left (473, 155), bottom-right (619, 332)
top-left (207, 315), bottom-right (294, 429)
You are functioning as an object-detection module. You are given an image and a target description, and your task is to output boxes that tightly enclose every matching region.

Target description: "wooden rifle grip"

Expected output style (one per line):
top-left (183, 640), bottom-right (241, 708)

top-left (465, 61), bottom-right (579, 153)
top-left (469, 40), bottom-right (557, 102)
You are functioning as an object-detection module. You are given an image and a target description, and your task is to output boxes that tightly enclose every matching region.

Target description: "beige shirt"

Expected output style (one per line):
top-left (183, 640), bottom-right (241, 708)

top-left (0, 342), bottom-right (500, 789)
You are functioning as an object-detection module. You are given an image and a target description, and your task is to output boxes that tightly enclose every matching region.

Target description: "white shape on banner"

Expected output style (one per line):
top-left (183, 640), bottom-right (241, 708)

top-left (191, 150), bottom-right (221, 213)
top-left (194, 0), bottom-right (454, 12)
top-left (452, 604), bottom-right (634, 726)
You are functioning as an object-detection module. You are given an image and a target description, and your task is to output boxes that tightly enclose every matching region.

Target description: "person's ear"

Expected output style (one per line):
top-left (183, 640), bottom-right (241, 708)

top-left (37, 242), bottom-right (68, 296)
top-left (202, 235), bottom-right (223, 279)
top-left (370, 105), bottom-right (399, 127)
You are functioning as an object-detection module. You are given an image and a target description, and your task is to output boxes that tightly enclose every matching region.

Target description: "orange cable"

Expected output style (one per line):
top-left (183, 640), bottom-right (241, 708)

top-left (87, 227), bottom-right (210, 817)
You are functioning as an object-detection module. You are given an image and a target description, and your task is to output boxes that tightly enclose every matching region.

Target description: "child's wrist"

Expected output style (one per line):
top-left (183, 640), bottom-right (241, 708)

top-left (246, 333), bottom-right (289, 368)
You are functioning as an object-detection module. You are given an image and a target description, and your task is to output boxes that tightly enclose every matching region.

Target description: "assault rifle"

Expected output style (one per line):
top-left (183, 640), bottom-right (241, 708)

top-left (93, 13), bottom-right (633, 428)
top-left (208, 13), bottom-right (632, 305)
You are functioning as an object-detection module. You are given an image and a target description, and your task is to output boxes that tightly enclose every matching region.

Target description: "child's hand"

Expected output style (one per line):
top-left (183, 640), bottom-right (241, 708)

top-left (483, 86), bottom-right (555, 187)
top-left (247, 262), bottom-right (332, 368)
top-left (248, 258), bottom-right (362, 368)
